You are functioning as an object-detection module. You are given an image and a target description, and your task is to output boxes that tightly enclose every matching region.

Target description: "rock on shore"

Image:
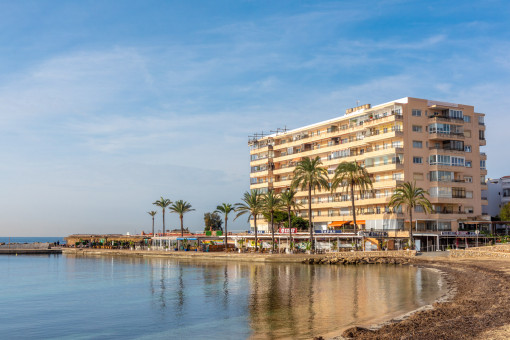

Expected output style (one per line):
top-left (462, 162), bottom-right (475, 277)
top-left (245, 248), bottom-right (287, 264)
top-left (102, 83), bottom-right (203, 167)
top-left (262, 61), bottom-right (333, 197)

top-left (302, 256), bottom-right (411, 265)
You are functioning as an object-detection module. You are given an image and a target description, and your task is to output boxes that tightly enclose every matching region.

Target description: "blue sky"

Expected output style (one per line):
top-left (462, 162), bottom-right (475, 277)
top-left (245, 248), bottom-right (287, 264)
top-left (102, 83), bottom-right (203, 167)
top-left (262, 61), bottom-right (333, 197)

top-left (1, 0), bottom-right (509, 236)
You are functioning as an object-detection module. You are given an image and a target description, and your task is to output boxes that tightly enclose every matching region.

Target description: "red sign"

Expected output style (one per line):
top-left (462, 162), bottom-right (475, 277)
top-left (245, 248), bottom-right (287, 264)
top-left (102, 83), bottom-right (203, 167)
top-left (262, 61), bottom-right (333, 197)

top-left (279, 228), bottom-right (297, 233)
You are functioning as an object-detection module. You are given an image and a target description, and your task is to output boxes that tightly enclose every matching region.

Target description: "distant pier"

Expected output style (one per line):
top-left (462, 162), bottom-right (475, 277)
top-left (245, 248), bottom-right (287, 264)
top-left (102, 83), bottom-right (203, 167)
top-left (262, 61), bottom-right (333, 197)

top-left (0, 242), bottom-right (62, 255)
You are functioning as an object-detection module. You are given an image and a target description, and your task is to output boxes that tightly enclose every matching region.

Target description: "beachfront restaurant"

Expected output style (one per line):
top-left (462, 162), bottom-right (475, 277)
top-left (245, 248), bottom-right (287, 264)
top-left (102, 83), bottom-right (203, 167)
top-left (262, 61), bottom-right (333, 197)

top-left (65, 234), bottom-right (150, 249)
top-left (151, 236), bottom-right (235, 252)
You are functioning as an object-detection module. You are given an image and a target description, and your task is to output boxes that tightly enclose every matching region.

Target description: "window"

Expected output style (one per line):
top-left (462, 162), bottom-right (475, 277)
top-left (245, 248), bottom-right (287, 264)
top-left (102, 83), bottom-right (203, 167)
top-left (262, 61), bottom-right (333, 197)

top-left (449, 109), bottom-right (464, 119)
top-left (430, 171), bottom-right (453, 182)
top-left (464, 130), bottom-right (471, 138)
top-left (451, 157), bottom-right (465, 167)
top-left (413, 173), bottom-right (424, 180)
top-left (392, 141), bottom-right (402, 148)
top-left (429, 187), bottom-right (452, 198)
top-left (464, 176), bottom-right (472, 183)
top-left (480, 160), bottom-right (486, 169)
top-left (466, 191), bottom-right (473, 199)
top-left (464, 115), bottom-right (471, 123)
top-left (412, 125), bottom-right (423, 132)
top-left (479, 130), bottom-right (485, 140)
top-left (393, 172), bottom-right (403, 180)
top-left (465, 161), bottom-right (472, 168)
top-left (413, 141), bottom-right (423, 148)
top-left (414, 205), bottom-right (424, 213)
top-left (412, 109), bottom-right (422, 117)
top-left (413, 157), bottom-right (423, 164)
top-left (478, 116), bottom-right (485, 125)
top-left (464, 145), bottom-right (471, 152)
top-left (429, 154), bottom-right (450, 165)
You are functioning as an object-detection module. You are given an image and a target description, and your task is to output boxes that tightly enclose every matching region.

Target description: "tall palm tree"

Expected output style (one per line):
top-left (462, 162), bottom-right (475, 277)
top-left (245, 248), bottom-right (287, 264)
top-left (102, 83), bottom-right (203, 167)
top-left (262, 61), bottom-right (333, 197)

top-left (215, 203), bottom-right (234, 252)
top-left (280, 188), bottom-right (301, 249)
top-left (147, 211), bottom-right (157, 236)
top-left (389, 181), bottom-right (432, 249)
top-left (235, 190), bottom-right (264, 251)
top-left (331, 161), bottom-right (373, 234)
top-left (262, 190), bottom-right (283, 252)
top-left (152, 197), bottom-right (172, 235)
top-left (291, 156), bottom-right (329, 252)
top-left (169, 200), bottom-right (195, 237)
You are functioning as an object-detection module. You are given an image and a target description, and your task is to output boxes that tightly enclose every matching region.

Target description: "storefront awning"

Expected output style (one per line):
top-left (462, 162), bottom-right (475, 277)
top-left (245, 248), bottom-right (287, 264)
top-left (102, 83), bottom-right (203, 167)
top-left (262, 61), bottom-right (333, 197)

top-left (328, 221), bottom-right (349, 227)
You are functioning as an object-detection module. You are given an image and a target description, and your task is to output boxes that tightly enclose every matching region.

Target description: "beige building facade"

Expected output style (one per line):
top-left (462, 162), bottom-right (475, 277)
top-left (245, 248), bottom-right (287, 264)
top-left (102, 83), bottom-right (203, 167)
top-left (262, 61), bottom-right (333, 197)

top-left (249, 97), bottom-right (487, 234)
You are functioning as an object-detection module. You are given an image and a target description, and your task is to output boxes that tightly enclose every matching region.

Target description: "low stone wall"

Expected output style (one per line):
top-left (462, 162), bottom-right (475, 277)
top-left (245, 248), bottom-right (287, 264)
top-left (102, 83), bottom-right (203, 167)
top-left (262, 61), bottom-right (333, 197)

top-left (450, 244), bottom-right (510, 259)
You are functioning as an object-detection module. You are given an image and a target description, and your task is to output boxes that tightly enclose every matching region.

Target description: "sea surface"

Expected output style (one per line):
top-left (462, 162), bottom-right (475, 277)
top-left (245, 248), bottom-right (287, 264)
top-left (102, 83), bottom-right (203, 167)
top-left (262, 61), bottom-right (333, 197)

top-left (0, 255), bottom-right (446, 339)
top-left (0, 237), bottom-right (66, 244)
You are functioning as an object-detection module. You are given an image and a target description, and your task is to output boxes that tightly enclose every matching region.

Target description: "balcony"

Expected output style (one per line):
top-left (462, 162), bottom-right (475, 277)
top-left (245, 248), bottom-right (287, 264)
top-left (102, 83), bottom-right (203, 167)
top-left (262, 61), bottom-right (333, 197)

top-left (480, 152), bottom-right (487, 160)
top-left (428, 115), bottom-right (465, 123)
top-left (428, 131), bottom-right (465, 140)
top-left (479, 138), bottom-right (486, 146)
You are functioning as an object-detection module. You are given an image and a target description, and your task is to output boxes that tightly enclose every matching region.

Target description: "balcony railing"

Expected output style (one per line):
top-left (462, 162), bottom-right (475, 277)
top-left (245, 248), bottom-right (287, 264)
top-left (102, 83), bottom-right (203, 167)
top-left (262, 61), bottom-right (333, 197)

top-left (429, 115), bottom-right (465, 123)
top-left (429, 131), bottom-right (465, 139)
top-left (428, 146), bottom-right (464, 152)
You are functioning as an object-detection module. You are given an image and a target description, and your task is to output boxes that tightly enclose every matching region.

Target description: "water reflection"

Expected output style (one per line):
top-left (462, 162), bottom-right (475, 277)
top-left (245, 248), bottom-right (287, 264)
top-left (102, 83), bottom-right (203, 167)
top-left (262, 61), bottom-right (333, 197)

top-left (140, 257), bottom-right (444, 339)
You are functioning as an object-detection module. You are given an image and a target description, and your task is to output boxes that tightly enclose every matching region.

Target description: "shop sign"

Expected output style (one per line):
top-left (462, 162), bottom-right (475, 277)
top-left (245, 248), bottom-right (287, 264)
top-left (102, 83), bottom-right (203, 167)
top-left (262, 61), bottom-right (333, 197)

top-left (278, 228), bottom-right (297, 233)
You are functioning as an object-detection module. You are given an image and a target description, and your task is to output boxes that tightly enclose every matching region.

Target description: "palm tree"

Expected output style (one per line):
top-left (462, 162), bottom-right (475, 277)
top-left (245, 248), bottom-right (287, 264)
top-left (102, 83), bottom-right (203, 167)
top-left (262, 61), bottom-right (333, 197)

top-left (215, 203), bottom-right (234, 252)
top-left (291, 156), bottom-right (329, 252)
top-left (235, 190), bottom-right (264, 251)
top-left (280, 188), bottom-right (301, 249)
top-left (147, 211), bottom-right (157, 236)
top-left (331, 161), bottom-right (373, 234)
top-left (389, 181), bottom-right (432, 249)
top-left (152, 197), bottom-right (172, 235)
top-left (169, 200), bottom-right (195, 237)
top-left (262, 190), bottom-right (283, 252)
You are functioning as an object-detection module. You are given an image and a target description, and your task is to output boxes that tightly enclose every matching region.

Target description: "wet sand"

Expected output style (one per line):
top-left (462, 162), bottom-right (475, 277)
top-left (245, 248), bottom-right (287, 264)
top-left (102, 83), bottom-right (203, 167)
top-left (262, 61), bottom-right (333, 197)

top-left (335, 256), bottom-right (510, 340)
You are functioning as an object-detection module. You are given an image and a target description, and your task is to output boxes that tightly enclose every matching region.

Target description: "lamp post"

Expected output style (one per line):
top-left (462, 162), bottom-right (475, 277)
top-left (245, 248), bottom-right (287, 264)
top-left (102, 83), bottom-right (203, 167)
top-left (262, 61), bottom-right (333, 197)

top-left (475, 229), bottom-right (479, 247)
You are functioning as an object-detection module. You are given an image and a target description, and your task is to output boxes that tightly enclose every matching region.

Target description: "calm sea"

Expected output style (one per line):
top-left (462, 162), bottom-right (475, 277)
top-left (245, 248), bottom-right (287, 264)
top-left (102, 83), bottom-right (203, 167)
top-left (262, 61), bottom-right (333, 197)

top-left (0, 237), bottom-right (65, 244)
top-left (0, 255), bottom-right (445, 339)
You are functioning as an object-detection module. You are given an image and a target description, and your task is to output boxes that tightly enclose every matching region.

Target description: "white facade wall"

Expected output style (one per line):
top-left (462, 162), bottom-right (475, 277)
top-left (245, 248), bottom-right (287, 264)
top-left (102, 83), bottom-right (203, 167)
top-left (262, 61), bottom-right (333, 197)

top-left (484, 177), bottom-right (510, 217)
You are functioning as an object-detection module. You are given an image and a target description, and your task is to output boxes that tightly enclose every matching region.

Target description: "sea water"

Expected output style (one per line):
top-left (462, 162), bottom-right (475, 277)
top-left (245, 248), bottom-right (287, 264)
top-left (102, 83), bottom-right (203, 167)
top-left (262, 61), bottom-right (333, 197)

top-left (0, 255), bottom-right (446, 339)
top-left (0, 237), bottom-right (65, 244)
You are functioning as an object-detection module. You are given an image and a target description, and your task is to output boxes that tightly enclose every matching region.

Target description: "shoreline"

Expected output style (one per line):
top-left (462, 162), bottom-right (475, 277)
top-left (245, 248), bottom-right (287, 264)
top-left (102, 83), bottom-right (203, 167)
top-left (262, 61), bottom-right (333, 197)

top-left (61, 248), bottom-right (510, 339)
top-left (335, 256), bottom-right (510, 339)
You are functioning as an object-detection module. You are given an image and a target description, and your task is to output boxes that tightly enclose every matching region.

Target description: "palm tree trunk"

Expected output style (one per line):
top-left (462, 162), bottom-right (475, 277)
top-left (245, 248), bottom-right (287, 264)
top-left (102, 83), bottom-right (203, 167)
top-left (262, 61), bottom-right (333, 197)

top-left (288, 206), bottom-right (292, 252)
top-left (351, 183), bottom-right (357, 233)
top-left (162, 209), bottom-right (165, 235)
top-left (180, 215), bottom-right (184, 237)
top-left (152, 217), bottom-right (155, 236)
top-left (409, 208), bottom-right (413, 249)
top-left (254, 215), bottom-right (258, 252)
top-left (224, 216), bottom-right (228, 252)
top-left (271, 212), bottom-right (275, 252)
top-left (308, 184), bottom-right (314, 252)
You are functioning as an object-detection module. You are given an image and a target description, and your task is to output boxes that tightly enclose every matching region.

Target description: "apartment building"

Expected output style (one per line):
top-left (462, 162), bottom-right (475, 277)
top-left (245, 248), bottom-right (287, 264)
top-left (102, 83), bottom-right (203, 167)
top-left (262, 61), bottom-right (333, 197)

top-left (249, 97), bottom-right (487, 234)
top-left (483, 176), bottom-right (510, 217)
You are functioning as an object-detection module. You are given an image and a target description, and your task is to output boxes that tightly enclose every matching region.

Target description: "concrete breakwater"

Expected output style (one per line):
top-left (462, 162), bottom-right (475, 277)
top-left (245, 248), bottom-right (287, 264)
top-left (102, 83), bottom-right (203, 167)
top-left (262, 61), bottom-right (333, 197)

top-left (0, 242), bottom-right (63, 254)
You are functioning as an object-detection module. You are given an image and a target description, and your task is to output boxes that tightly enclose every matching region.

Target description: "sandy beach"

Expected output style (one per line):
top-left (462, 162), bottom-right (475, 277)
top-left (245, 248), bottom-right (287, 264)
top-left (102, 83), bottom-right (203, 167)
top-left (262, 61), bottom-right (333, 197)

top-left (335, 255), bottom-right (510, 340)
